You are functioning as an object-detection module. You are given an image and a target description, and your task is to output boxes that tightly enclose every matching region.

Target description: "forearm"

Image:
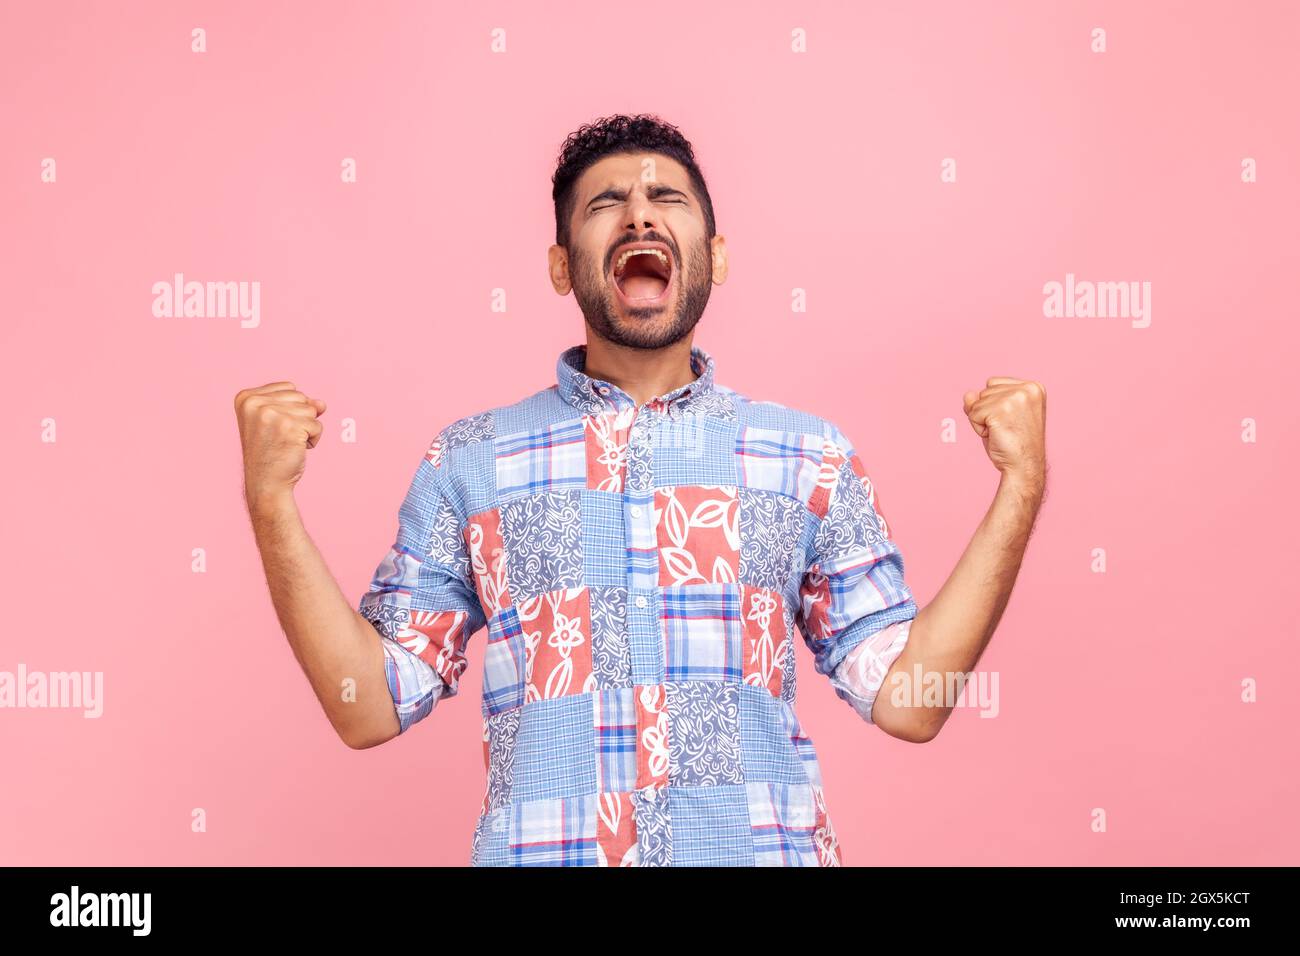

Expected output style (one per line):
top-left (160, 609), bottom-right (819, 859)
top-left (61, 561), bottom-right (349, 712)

top-left (912, 471), bottom-right (1042, 669)
top-left (873, 471), bottom-right (1044, 738)
top-left (246, 489), bottom-right (399, 748)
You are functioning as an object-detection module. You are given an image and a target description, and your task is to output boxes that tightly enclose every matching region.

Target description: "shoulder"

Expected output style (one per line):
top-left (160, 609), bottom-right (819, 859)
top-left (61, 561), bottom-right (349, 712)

top-left (425, 408), bottom-right (495, 472)
top-left (423, 381), bottom-right (570, 474)
top-left (723, 384), bottom-right (855, 457)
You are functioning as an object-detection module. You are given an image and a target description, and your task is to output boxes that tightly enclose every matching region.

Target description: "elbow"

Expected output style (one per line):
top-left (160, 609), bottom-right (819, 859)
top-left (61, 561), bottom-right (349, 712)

top-left (873, 704), bottom-right (947, 743)
top-left (894, 722), bottom-right (942, 744)
top-left (336, 717), bottom-right (400, 750)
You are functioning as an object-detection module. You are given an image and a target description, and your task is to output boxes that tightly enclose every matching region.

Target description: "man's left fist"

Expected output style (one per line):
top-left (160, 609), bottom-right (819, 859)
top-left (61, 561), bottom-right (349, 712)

top-left (962, 377), bottom-right (1047, 492)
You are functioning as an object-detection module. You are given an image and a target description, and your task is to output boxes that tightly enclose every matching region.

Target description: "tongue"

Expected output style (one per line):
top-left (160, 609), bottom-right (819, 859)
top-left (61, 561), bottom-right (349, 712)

top-left (619, 275), bottom-right (667, 299)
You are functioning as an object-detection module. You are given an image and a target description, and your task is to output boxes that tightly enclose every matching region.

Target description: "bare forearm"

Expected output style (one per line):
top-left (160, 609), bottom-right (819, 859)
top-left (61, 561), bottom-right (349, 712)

top-left (247, 489), bottom-right (399, 747)
top-left (912, 472), bottom-right (1042, 670)
top-left (873, 471), bottom-right (1044, 739)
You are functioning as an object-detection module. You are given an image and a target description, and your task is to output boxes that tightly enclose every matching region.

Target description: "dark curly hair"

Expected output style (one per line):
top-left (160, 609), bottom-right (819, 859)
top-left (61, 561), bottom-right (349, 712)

top-left (551, 113), bottom-right (716, 249)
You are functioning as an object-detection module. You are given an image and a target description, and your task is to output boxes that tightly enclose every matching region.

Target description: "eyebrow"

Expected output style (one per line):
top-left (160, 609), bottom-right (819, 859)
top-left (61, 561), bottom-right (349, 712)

top-left (585, 183), bottom-right (691, 209)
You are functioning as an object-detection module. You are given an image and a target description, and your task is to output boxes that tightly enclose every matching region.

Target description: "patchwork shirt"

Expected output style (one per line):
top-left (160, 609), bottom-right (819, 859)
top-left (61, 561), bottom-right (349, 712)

top-left (357, 342), bottom-right (919, 866)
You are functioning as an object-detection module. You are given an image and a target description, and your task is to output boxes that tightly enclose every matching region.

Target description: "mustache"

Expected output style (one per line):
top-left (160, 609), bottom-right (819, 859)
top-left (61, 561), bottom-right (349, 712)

top-left (605, 233), bottom-right (677, 270)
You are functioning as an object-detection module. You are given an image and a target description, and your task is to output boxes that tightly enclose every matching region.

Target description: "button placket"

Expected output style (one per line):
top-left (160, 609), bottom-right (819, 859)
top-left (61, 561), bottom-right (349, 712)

top-left (622, 401), bottom-right (662, 683)
top-left (625, 583), bottom-right (662, 684)
top-left (622, 406), bottom-right (656, 552)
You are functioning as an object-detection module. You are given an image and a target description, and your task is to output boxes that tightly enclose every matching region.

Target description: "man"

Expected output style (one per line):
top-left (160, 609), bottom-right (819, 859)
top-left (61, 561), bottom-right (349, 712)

top-left (234, 114), bottom-right (1047, 866)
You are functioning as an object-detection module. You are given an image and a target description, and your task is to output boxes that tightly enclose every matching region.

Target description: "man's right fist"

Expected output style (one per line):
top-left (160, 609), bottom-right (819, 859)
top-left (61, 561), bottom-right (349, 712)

top-left (234, 382), bottom-right (327, 504)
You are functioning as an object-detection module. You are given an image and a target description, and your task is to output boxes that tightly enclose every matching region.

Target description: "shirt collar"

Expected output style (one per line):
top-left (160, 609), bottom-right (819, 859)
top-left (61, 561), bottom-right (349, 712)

top-left (556, 342), bottom-right (717, 417)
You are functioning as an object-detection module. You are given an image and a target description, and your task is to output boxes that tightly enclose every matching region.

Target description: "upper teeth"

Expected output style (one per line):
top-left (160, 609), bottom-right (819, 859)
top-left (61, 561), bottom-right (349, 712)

top-left (615, 248), bottom-right (670, 274)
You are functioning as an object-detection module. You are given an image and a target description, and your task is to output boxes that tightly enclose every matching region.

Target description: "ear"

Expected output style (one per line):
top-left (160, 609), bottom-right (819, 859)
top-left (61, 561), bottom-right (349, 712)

top-left (547, 244), bottom-right (572, 295)
top-left (710, 234), bottom-right (729, 284)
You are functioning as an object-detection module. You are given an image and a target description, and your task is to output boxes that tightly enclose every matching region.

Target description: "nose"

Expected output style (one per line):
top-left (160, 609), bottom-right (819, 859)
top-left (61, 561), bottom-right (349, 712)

top-left (623, 187), bottom-right (660, 233)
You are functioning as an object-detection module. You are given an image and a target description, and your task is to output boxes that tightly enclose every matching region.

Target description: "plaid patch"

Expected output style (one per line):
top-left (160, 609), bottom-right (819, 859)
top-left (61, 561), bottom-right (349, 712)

top-left (379, 638), bottom-right (444, 734)
top-left (593, 687), bottom-right (637, 793)
top-left (735, 426), bottom-right (823, 504)
top-left (799, 548), bottom-right (917, 676)
top-left (665, 785), bottom-right (753, 866)
top-left (509, 794), bottom-right (599, 866)
top-left (481, 607), bottom-right (526, 716)
top-left (737, 684), bottom-right (808, 786)
top-left (580, 490), bottom-right (625, 587)
top-left (625, 486), bottom-right (661, 591)
top-left (495, 419), bottom-right (587, 502)
top-left (777, 697), bottom-right (823, 789)
top-left (661, 584), bottom-right (744, 682)
top-left (510, 695), bottom-right (597, 802)
top-left (747, 782), bottom-right (819, 866)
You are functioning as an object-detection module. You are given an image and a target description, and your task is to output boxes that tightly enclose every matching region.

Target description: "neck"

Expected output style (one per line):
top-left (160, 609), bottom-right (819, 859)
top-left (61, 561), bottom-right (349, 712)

top-left (581, 330), bottom-right (697, 407)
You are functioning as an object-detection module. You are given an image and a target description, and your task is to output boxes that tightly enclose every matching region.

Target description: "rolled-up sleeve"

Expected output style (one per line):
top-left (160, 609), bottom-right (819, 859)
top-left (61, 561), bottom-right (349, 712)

top-left (358, 441), bottom-right (487, 735)
top-left (796, 423), bottom-right (918, 724)
top-left (827, 619), bottom-right (913, 724)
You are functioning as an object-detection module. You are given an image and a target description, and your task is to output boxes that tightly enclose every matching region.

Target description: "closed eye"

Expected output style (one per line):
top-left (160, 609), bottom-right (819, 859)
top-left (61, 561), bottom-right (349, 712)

top-left (592, 198), bottom-right (686, 210)
top-left (586, 185), bottom-right (692, 214)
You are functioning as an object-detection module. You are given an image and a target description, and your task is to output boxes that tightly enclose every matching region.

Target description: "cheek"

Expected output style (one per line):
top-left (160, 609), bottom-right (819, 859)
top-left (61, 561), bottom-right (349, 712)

top-left (571, 242), bottom-right (604, 280)
top-left (581, 234), bottom-right (616, 275)
top-left (684, 239), bottom-right (711, 276)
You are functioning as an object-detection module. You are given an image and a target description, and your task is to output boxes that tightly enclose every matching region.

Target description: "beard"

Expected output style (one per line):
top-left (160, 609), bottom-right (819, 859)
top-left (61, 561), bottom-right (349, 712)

top-left (569, 235), bottom-right (713, 350)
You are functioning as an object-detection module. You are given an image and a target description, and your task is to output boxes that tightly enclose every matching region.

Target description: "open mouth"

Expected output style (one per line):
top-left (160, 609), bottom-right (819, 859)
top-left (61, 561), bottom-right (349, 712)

top-left (611, 243), bottom-right (674, 306)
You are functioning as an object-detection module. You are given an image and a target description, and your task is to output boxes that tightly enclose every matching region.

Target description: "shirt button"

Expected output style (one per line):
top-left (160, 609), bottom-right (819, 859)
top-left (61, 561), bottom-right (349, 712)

top-left (630, 505), bottom-right (643, 518)
top-left (597, 385), bottom-right (611, 395)
top-left (635, 595), bottom-right (648, 609)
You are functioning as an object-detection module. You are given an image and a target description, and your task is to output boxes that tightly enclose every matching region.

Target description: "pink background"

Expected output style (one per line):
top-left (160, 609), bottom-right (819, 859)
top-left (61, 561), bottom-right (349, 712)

top-left (2, 1), bottom-right (1297, 866)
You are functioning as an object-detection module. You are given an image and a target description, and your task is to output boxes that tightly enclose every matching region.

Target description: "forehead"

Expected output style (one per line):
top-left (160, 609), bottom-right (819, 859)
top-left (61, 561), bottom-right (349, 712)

top-left (574, 152), bottom-right (692, 199)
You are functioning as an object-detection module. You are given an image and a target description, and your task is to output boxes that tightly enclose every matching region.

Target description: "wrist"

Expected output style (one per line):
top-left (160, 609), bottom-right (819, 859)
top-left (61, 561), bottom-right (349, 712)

top-left (246, 482), bottom-right (296, 518)
top-left (999, 467), bottom-right (1045, 502)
